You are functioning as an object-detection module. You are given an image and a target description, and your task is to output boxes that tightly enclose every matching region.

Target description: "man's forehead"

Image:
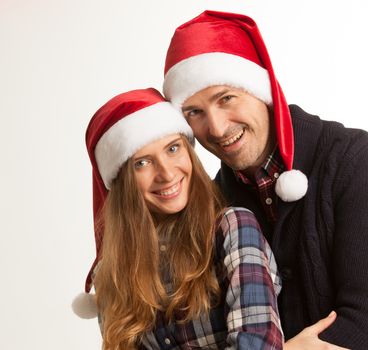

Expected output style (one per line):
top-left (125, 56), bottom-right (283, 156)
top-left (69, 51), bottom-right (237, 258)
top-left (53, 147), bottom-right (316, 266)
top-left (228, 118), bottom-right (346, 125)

top-left (182, 85), bottom-right (243, 109)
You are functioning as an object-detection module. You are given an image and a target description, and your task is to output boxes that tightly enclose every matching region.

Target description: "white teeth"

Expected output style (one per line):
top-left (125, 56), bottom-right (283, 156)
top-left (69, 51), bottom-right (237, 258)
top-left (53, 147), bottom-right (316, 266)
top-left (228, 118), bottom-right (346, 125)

top-left (220, 130), bottom-right (244, 147)
top-left (158, 182), bottom-right (180, 196)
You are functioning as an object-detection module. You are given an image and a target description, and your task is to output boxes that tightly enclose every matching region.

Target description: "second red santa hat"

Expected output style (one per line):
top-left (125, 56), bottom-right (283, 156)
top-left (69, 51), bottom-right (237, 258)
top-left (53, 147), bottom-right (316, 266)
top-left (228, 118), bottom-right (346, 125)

top-left (163, 10), bottom-right (308, 202)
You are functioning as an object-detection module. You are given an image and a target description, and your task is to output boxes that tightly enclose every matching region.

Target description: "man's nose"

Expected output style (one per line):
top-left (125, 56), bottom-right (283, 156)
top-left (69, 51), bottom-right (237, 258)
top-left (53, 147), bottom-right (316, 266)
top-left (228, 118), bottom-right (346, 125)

top-left (206, 109), bottom-right (227, 139)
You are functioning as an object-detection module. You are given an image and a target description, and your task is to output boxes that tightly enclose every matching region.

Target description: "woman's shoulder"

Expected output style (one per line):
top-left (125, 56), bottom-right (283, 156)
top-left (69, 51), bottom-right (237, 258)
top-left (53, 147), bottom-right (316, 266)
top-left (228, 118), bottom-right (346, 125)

top-left (215, 206), bottom-right (270, 259)
top-left (216, 206), bottom-right (262, 242)
top-left (223, 206), bottom-right (254, 216)
top-left (220, 206), bottom-right (258, 228)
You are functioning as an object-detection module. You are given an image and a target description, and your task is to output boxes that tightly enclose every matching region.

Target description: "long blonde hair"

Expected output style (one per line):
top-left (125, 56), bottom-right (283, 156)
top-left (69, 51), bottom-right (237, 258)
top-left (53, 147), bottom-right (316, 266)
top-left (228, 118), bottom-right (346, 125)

top-left (94, 136), bottom-right (225, 349)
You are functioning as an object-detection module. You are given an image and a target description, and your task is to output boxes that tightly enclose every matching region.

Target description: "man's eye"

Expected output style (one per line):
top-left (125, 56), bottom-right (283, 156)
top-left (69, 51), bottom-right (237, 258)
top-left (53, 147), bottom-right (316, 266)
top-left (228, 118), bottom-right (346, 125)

top-left (220, 95), bottom-right (234, 103)
top-left (185, 109), bottom-right (201, 118)
top-left (134, 159), bottom-right (150, 169)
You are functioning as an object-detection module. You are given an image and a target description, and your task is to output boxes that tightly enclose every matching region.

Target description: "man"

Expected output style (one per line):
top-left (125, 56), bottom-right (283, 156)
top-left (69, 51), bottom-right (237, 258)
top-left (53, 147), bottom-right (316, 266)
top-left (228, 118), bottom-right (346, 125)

top-left (163, 10), bottom-right (368, 349)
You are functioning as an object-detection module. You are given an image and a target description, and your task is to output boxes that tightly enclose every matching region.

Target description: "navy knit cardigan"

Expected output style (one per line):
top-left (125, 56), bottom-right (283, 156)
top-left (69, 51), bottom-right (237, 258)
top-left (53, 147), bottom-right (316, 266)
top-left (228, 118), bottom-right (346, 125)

top-left (215, 105), bottom-right (368, 349)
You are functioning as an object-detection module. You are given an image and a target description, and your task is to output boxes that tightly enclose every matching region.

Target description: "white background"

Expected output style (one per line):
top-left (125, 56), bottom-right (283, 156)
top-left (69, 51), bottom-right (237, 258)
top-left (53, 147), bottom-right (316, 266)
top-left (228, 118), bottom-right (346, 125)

top-left (1, 1), bottom-right (367, 349)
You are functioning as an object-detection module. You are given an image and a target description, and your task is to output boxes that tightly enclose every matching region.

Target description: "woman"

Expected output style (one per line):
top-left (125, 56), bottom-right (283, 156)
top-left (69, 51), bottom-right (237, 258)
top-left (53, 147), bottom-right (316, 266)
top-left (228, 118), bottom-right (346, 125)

top-left (72, 88), bottom-right (335, 350)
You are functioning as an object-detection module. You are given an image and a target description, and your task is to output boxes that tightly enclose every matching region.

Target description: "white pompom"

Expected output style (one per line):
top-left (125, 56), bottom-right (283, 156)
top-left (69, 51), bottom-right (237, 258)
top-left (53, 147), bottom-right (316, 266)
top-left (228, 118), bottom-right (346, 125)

top-left (71, 292), bottom-right (98, 319)
top-left (275, 169), bottom-right (308, 202)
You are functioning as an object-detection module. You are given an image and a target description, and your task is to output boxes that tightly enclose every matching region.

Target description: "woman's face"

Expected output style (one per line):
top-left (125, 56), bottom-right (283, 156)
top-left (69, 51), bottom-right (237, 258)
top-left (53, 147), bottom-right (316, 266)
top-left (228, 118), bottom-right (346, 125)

top-left (133, 134), bottom-right (192, 215)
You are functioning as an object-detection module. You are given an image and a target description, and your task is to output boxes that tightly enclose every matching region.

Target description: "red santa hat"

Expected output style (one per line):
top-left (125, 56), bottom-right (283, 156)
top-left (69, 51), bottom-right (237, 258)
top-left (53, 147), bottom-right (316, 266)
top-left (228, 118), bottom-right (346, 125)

top-left (72, 88), bottom-right (193, 319)
top-left (163, 10), bottom-right (308, 202)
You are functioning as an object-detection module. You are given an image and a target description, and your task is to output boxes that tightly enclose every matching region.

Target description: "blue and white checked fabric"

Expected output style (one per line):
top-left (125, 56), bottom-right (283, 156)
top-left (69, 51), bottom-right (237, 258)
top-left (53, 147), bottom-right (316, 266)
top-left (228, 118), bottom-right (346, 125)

top-left (140, 207), bottom-right (283, 349)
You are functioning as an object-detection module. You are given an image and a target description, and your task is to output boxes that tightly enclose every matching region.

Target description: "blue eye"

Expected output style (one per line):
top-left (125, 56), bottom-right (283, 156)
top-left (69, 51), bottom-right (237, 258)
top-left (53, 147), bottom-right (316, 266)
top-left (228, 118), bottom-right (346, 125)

top-left (168, 144), bottom-right (180, 153)
top-left (134, 159), bottom-right (150, 169)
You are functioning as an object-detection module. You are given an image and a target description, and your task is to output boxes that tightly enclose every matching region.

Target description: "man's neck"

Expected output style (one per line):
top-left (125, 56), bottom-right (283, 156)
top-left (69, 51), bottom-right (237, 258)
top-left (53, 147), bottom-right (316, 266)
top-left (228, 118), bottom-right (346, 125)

top-left (239, 166), bottom-right (258, 182)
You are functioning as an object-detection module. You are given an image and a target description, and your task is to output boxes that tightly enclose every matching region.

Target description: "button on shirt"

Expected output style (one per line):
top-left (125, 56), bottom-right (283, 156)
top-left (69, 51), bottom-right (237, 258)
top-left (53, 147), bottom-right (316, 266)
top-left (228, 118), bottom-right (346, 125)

top-left (236, 147), bottom-right (285, 223)
top-left (139, 208), bottom-right (283, 349)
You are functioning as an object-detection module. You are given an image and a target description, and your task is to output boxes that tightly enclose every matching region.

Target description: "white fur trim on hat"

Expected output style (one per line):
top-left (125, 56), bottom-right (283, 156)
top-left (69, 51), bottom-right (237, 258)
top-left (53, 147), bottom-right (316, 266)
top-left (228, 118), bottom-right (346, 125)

top-left (72, 292), bottom-right (98, 319)
top-left (95, 101), bottom-right (193, 189)
top-left (275, 169), bottom-right (308, 202)
top-left (163, 52), bottom-right (272, 107)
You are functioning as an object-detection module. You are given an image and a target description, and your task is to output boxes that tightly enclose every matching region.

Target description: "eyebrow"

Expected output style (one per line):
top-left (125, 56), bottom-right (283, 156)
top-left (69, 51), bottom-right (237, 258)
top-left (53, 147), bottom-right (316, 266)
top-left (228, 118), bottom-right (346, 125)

top-left (164, 137), bottom-right (181, 148)
top-left (133, 137), bottom-right (182, 160)
top-left (182, 88), bottom-right (231, 112)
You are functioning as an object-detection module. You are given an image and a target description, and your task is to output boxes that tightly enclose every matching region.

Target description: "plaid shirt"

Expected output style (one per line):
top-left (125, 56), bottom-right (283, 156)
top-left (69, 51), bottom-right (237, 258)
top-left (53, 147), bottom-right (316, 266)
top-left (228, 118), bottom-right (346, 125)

top-left (235, 148), bottom-right (284, 223)
top-left (140, 207), bottom-right (283, 349)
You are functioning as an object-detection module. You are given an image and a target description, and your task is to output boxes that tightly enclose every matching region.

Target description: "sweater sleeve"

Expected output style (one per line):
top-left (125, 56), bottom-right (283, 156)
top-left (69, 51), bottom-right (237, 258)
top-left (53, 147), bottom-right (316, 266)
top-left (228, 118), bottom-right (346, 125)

top-left (319, 134), bottom-right (368, 348)
top-left (219, 207), bottom-right (283, 349)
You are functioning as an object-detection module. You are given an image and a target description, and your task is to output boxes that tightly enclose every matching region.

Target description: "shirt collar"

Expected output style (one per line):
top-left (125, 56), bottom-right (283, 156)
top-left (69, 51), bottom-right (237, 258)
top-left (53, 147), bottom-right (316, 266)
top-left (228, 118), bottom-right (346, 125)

top-left (235, 146), bottom-right (284, 185)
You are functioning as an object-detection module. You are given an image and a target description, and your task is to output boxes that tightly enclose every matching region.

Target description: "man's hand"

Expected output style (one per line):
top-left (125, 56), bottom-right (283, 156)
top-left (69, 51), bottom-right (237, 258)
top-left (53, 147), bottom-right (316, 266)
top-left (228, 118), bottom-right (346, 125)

top-left (283, 311), bottom-right (350, 350)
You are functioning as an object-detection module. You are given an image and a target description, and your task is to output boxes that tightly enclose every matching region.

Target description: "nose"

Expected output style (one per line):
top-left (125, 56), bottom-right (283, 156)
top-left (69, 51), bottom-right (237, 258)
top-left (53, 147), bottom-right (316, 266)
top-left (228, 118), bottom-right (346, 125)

top-left (154, 158), bottom-right (175, 182)
top-left (206, 109), bottom-right (227, 139)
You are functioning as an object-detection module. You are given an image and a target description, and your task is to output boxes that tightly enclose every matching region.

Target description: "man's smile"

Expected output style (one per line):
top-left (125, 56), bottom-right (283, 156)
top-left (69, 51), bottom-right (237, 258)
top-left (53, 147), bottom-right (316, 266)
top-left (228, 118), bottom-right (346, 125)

top-left (219, 129), bottom-right (245, 148)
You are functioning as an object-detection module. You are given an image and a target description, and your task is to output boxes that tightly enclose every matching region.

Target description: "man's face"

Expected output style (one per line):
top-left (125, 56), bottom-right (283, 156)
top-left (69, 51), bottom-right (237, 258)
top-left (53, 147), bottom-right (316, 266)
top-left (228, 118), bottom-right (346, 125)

top-left (182, 85), bottom-right (275, 172)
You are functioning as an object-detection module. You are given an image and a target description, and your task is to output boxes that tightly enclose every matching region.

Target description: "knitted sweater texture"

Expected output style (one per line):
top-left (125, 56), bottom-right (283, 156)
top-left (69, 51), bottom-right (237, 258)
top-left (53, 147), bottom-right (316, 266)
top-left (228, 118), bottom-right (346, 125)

top-left (215, 105), bottom-right (368, 349)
